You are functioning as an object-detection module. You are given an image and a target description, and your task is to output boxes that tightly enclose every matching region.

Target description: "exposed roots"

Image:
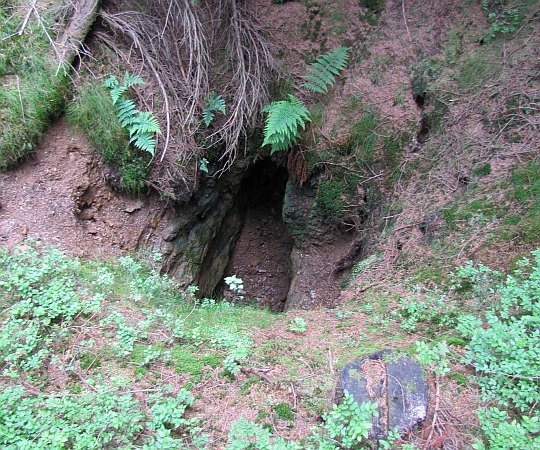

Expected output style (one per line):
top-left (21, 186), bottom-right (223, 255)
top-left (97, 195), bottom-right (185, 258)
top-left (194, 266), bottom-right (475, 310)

top-left (209, 0), bottom-right (275, 174)
top-left (94, 0), bottom-right (275, 195)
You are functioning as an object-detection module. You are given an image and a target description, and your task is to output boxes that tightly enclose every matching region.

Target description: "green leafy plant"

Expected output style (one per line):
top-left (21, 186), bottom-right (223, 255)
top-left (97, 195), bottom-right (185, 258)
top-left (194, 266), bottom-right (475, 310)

top-left (202, 91), bottom-right (226, 127)
top-left (415, 250), bottom-right (540, 448)
top-left (0, 246), bottom-right (101, 375)
top-left (457, 252), bottom-right (540, 413)
top-left (481, 1), bottom-right (521, 43)
top-left (396, 286), bottom-right (458, 332)
top-left (321, 392), bottom-right (378, 448)
top-left (262, 95), bottom-right (311, 154)
top-left (473, 407), bottom-right (540, 450)
top-left (226, 417), bottom-right (300, 449)
top-left (104, 73), bottom-right (161, 156)
top-left (224, 275), bottom-right (244, 295)
top-left (286, 317), bottom-right (307, 334)
top-left (415, 340), bottom-right (451, 376)
top-left (261, 47), bottom-right (349, 154)
top-left (0, 385), bottom-right (206, 449)
top-left (301, 47), bottom-right (350, 94)
top-left (226, 393), bottom-right (382, 449)
top-left (199, 157), bottom-right (209, 173)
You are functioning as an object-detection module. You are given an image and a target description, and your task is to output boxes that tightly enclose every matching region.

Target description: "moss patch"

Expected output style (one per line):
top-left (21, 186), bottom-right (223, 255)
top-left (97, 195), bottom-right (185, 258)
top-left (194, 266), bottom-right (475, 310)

top-left (172, 345), bottom-right (223, 382)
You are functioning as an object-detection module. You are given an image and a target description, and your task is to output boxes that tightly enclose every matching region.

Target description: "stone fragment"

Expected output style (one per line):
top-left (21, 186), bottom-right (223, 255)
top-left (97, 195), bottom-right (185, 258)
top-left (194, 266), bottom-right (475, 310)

top-left (124, 199), bottom-right (145, 213)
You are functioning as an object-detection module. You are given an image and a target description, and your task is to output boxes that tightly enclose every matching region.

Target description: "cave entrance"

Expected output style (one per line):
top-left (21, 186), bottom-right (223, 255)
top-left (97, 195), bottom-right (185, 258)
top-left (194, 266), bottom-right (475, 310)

top-left (218, 158), bottom-right (292, 312)
top-left (225, 158), bottom-right (292, 311)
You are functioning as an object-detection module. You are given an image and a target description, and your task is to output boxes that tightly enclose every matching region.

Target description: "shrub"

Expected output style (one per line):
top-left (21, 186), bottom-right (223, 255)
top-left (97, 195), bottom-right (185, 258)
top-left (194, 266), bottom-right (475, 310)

top-left (481, 0), bottom-right (522, 44)
top-left (396, 286), bottom-right (458, 332)
top-left (473, 407), bottom-right (540, 450)
top-left (226, 393), bottom-right (381, 449)
top-left (458, 250), bottom-right (540, 413)
top-left (0, 246), bottom-right (101, 375)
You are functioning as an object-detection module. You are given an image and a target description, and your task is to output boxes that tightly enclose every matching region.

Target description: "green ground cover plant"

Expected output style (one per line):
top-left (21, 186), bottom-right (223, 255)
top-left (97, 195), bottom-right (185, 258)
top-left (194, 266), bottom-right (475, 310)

top-left (414, 249), bottom-right (540, 449)
top-left (0, 244), bottom-right (274, 447)
top-left (67, 79), bottom-right (152, 193)
top-left (481, 0), bottom-right (522, 43)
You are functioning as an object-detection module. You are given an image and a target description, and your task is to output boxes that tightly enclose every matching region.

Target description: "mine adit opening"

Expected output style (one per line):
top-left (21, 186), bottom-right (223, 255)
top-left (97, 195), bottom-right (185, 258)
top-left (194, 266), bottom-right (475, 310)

top-left (197, 158), bottom-right (293, 312)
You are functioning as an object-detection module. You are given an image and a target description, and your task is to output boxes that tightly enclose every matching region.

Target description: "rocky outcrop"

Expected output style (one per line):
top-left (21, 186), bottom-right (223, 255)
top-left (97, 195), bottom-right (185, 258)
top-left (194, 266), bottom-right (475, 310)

top-left (282, 179), bottom-right (356, 310)
top-left (159, 158), bottom-right (250, 294)
top-left (158, 155), bottom-right (361, 309)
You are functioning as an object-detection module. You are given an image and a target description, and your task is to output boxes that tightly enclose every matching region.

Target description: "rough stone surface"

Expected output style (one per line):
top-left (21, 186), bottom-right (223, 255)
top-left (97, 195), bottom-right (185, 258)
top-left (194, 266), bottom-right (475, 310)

top-left (159, 158), bottom-right (248, 292)
top-left (386, 355), bottom-right (428, 433)
top-left (339, 350), bottom-right (428, 440)
top-left (340, 352), bottom-right (388, 439)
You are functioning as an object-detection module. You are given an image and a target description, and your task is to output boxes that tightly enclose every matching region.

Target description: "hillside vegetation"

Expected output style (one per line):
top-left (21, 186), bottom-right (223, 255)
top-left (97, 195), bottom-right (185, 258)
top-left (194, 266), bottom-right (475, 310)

top-left (0, 0), bottom-right (539, 448)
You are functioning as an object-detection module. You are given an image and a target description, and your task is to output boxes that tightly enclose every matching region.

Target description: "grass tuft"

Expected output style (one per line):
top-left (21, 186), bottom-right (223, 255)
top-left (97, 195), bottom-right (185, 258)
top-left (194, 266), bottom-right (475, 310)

top-left (67, 81), bottom-right (151, 194)
top-left (0, 4), bottom-right (68, 170)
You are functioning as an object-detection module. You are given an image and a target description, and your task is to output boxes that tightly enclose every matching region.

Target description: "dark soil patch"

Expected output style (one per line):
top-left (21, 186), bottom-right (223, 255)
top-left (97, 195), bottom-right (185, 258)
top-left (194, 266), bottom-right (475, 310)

top-left (225, 203), bottom-right (293, 312)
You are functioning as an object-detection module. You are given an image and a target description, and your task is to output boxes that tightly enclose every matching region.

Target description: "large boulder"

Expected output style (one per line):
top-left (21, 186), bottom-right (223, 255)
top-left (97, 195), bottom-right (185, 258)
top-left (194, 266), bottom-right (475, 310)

top-left (338, 350), bottom-right (428, 440)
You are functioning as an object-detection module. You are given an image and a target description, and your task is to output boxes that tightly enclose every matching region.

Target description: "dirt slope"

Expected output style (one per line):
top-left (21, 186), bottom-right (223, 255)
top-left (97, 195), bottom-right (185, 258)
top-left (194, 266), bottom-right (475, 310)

top-left (0, 120), bottom-right (167, 258)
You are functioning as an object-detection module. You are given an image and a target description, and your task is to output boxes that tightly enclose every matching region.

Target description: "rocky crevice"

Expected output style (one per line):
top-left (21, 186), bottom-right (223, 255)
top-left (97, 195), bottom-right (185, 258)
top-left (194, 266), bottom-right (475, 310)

top-left (158, 153), bottom-right (359, 310)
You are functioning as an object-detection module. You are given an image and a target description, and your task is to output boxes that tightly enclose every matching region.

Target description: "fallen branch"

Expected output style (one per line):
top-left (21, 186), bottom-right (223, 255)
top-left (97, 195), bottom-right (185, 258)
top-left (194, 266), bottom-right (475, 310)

top-left (425, 373), bottom-right (441, 448)
top-left (56, 0), bottom-right (101, 70)
top-left (240, 367), bottom-right (273, 385)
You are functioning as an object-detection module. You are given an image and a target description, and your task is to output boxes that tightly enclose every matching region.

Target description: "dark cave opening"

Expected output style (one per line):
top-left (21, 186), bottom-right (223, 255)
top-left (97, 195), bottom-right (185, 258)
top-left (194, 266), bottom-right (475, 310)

top-left (197, 158), bottom-right (293, 311)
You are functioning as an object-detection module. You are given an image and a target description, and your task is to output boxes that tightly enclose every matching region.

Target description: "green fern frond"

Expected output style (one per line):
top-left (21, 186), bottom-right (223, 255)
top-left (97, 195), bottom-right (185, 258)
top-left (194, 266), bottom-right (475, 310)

top-left (110, 86), bottom-right (128, 105)
top-left (202, 92), bottom-right (226, 127)
top-left (116, 99), bottom-right (138, 127)
top-left (103, 76), bottom-right (119, 89)
top-left (300, 47), bottom-right (350, 94)
top-left (262, 94), bottom-right (311, 154)
top-left (130, 133), bottom-right (156, 156)
top-left (302, 75), bottom-right (330, 94)
top-left (202, 109), bottom-right (215, 128)
top-left (129, 112), bottom-right (161, 136)
top-left (123, 72), bottom-right (144, 88)
top-left (103, 72), bottom-right (161, 157)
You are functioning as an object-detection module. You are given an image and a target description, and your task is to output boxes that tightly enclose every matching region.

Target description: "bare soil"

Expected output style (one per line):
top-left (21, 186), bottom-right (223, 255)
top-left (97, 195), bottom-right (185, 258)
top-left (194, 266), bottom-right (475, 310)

top-left (0, 119), bottom-right (168, 258)
top-left (224, 204), bottom-right (293, 311)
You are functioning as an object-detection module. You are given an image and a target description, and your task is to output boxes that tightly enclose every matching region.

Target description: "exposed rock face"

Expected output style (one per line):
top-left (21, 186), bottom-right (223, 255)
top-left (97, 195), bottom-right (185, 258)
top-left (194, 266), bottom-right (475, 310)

top-left (159, 156), bottom-right (294, 300)
top-left (159, 155), bottom-right (359, 309)
top-left (338, 350), bottom-right (428, 440)
top-left (283, 179), bottom-right (355, 310)
top-left (159, 158), bottom-right (250, 294)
